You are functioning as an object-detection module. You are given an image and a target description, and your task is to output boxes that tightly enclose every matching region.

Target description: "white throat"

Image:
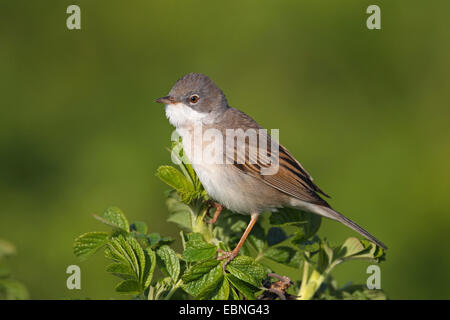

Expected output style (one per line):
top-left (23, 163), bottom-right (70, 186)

top-left (165, 103), bottom-right (210, 128)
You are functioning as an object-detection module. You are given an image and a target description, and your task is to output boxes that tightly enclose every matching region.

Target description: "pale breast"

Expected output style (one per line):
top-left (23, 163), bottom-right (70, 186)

top-left (174, 117), bottom-right (287, 214)
top-left (191, 161), bottom-right (285, 214)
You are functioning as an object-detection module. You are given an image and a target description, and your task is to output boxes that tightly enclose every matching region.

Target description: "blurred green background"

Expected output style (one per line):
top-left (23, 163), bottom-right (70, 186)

top-left (1, 0), bottom-right (449, 299)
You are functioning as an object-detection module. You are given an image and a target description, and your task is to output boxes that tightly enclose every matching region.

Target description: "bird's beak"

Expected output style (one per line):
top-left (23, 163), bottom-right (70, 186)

top-left (155, 96), bottom-right (177, 104)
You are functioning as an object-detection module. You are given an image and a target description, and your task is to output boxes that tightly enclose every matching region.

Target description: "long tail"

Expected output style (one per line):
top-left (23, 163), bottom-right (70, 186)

top-left (312, 205), bottom-right (387, 250)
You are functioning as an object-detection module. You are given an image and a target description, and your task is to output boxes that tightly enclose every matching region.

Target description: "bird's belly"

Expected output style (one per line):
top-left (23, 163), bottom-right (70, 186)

top-left (192, 162), bottom-right (283, 214)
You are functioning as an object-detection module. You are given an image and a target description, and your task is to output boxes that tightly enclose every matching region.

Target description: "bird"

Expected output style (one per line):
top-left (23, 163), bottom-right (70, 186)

top-left (156, 72), bottom-right (387, 267)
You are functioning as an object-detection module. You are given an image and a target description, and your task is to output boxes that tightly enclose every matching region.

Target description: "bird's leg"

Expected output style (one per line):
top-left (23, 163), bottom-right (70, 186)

top-left (218, 213), bottom-right (259, 270)
top-left (205, 201), bottom-right (224, 224)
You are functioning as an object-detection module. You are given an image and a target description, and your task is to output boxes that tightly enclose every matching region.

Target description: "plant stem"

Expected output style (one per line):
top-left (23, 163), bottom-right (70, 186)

top-left (298, 254), bottom-right (310, 299)
top-left (297, 251), bottom-right (327, 300)
top-left (164, 280), bottom-right (182, 300)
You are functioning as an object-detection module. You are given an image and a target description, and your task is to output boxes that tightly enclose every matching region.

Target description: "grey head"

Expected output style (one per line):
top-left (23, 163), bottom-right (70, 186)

top-left (156, 73), bottom-right (228, 114)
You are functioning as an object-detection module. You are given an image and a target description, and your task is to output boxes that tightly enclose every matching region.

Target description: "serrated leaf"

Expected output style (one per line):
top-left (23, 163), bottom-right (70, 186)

top-left (182, 259), bottom-right (223, 298)
top-left (106, 263), bottom-right (134, 280)
top-left (336, 237), bottom-right (366, 258)
top-left (182, 240), bottom-right (217, 262)
top-left (226, 256), bottom-right (265, 288)
top-left (182, 259), bottom-right (220, 282)
top-left (156, 166), bottom-right (199, 203)
top-left (112, 236), bottom-right (140, 276)
top-left (106, 235), bottom-right (148, 290)
top-left (317, 238), bottom-right (382, 276)
top-left (156, 166), bottom-right (192, 191)
top-left (211, 276), bottom-right (230, 300)
top-left (73, 232), bottom-right (109, 260)
top-left (335, 237), bottom-right (382, 262)
top-left (94, 207), bottom-right (129, 232)
top-left (144, 248), bottom-right (156, 288)
top-left (157, 245), bottom-right (180, 283)
top-left (115, 279), bottom-right (140, 294)
top-left (226, 274), bottom-right (259, 300)
top-left (128, 236), bottom-right (146, 284)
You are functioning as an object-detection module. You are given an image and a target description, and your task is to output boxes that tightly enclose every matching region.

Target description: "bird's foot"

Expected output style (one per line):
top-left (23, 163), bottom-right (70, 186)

top-left (217, 248), bottom-right (238, 271)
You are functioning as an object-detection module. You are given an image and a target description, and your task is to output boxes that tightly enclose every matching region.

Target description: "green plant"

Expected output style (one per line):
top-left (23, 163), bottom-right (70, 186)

top-left (0, 239), bottom-right (29, 300)
top-left (73, 143), bottom-right (387, 300)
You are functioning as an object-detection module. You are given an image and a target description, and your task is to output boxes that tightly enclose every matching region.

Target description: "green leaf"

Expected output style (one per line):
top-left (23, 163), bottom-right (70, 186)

top-left (109, 238), bottom-right (137, 272)
top-left (94, 207), bottom-right (129, 232)
top-left (270, 208), bottom-right (305, 225)
top-left (226, 256), bottom-right (265, 288)
top-left (182, 259), bottom-right (220, 282)
top-left (271, 208), bottom-right (321, 243)
top-left (214, 212), bottom-right (253, 246)
top-left (106, 263), bottom-right (134, 280)
top-left (182, 259), bottom-right (223, 298)
top-left (166, 194), bottom-right (194, 230)
top-left (186, 232), bottom-right (204, 241)
top-left (157, 245), bottom-right (180, 283)
top-left (182, 240), bottom-right (217, 262)
top-left (267, 227), bottom-right (288, 246)
top-left (335, 237), bottom-right (384, 263)
top-left (317, 240), bottom-right (334, 273)
top-left (264, 246), bottom-right (302, 267)
top-left (317, 237), bottom-right (383, 275)
top-left (115, 279), bottom-right (141, 294)
top-left (156, 166), bottom-right (199, 203)
top-left (147, 233), bottom-right (161, 246)
top-left (144, 248), bottom-right (157, 288)
top-left (146, 232), bottom-right (174, 248)
top-left (318, 278), bottom-right (387, 300)
top-left (211, 276), bottom-right (230, 300)
top-left (156, 165), bottom-right (193, 191)
top-left (104, 235), bottom-right (152, 293)
top-left (110, 236), bottom-right (139, 276)
top-left (128, 236), bottom-right (147, 284)
top-left (130, 221), bottom-right (148, 234)
top-left (246, 223), bottom-right (266, 254)
top-left (73, 232), bottom-right (109, 260)
top-left (226, 274), bottom-right (259, 300)
top-left (230, 286), bottom-right (240, 300)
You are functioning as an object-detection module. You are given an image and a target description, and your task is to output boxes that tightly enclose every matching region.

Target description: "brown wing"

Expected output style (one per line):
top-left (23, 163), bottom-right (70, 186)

top-left (224, 126), bottom-right (330, 207)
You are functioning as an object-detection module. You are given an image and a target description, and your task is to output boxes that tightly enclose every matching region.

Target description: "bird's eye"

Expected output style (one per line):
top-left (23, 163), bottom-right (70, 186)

top-left (189, 95), bottom-right (199, 104)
